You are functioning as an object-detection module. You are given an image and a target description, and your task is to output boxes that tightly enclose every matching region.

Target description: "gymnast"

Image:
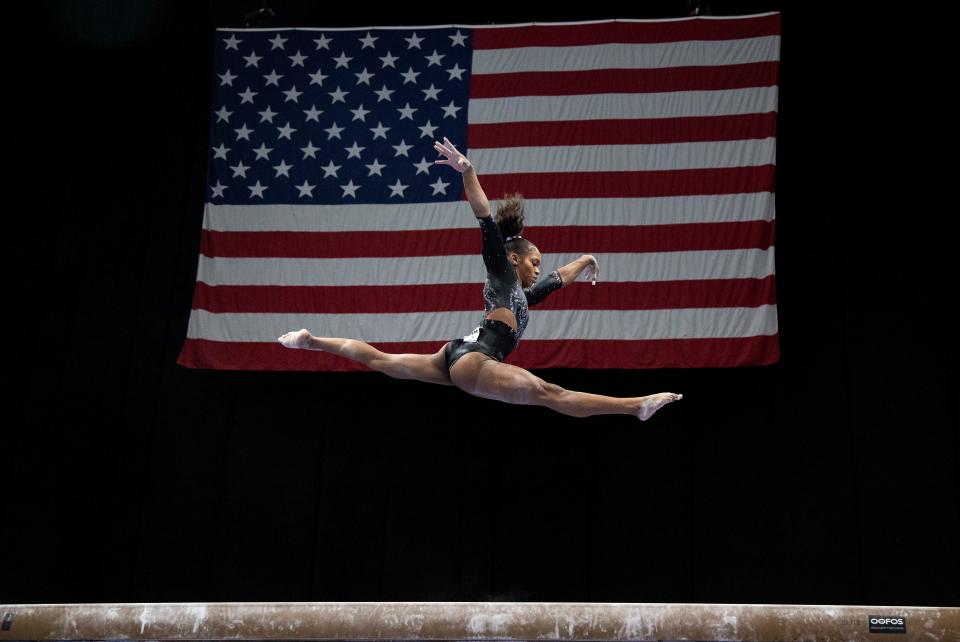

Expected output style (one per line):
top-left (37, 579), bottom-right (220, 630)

top-left (279, 136), bottom-right (682, 420)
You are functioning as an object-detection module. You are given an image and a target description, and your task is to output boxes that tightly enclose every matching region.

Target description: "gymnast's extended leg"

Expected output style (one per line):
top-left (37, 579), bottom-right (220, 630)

top-left (278, 328), bottom-right (452, 386)
top-left (449, 352), bottom-right (681, 420)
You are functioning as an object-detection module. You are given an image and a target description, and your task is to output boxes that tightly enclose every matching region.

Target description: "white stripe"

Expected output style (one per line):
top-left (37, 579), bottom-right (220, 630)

top-left (196, 248), bottom-right (775, 286)
top-left (471, 140), bottom-right (776, 174)
top-left (202, 194), bottom-right (775, 232)
top-left (472, 37), bottom-right (781, 74)
top-left (467, 87), bottom-right (779, 124)
top-left (186, 305), bottom-right (779, 343)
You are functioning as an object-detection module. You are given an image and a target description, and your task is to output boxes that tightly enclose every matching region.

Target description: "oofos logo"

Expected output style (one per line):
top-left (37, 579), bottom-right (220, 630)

top-left (869, 616), bottom-right (906, 633)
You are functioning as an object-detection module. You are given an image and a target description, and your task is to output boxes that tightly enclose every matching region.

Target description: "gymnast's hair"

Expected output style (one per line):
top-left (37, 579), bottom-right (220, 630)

top-left (495, 192), bottom-right (535, 257)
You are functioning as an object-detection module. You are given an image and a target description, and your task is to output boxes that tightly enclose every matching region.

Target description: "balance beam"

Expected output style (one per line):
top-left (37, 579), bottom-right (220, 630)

top-left (1, 602), bottom-right (957, 641)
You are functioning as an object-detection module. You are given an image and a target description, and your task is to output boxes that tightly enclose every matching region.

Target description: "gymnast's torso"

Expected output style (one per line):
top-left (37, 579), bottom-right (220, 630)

top-left (443, 215), bottom-right (562, 370)
top-left (478, 214), bottom-right (561, 343)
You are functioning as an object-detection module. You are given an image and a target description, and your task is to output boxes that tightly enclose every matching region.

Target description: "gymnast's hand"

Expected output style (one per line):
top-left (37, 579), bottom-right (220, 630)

top-left (434, 136), bottom-right (473, 173)
top-left (583, 255), bottom-right (600, 285)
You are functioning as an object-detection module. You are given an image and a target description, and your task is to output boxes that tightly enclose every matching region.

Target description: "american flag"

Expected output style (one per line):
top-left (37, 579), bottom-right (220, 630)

top-left (178, 13), bottom-right (781, 371)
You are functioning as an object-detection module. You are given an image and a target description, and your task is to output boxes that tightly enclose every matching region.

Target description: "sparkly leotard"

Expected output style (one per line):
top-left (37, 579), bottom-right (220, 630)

top-left (443, 215), bottom-right (563, 369)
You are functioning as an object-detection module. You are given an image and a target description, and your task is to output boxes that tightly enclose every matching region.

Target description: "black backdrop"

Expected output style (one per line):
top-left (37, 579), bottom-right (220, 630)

top-left (5, 1), bottom-right (957, 606)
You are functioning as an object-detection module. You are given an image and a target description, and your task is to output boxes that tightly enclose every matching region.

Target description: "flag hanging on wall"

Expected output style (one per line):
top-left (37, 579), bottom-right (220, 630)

top-left (178, 13), bottom-right (781, 371)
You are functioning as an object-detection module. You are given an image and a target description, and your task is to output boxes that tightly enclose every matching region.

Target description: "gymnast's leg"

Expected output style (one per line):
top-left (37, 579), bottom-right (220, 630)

top-left (448, 352), bottom-right (681, 420)
top-left (278, 328), bottom-right (452, 386)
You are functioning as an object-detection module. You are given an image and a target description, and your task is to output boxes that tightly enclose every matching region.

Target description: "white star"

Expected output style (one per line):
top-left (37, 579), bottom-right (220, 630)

top-left (268, 33), bottom-right (287, 49)
top-left (211, 180), bottom-right (228, 197)
top-left (388, 178), bottom-right (409, 198)
top-left (374, 84), bottom-right (395, 102)
top-left (369, 122), bottom-right (390, 139)
top-left (324, 122), bottom-right (344, 139)
top-left (359, 32), bottom-right (378, 49)
top-left (404, 32), bottom-right (424, 49)
top-left (446, 63), bottom-right (466, 81)
top-left (379, 51), bottom-right (399, 68)
top-left (350, 104), bottom-right (370, 121)
top-left (422, 84), bottom-right (441, 101)
top-left (430, 176), bottom-right (450, 195)
top-left (340, 179), bottom-right (361, 198)
top-left (313, 34), bottom-right (332, 50)
top-left (308, 67), bottom-right (328, 86)
top-left (301, 141), bottom-right (320, 159)
top-left (283, 85), bottom-right (303, 102)
top-left (345, 141), bottom-right (365, 159)
top-left (218, 69), bottom-right (237, 86)
top-left (263, 69), bottom-right (283, 86)
top-left (413, 156), bottom-right (432, 175)
top-left (234, 123), bottom-right (253, 140)
top-left (392, 139), bottom-right (412, 157)
top-left (417, 120), bottom-right (438, 138)
top-left (253, 142), bottom-right (273, 160)
top-left (400, 67), bottom-right (420, 84)
top-left (354, 67), bottom-right (374, 85)
top-left (303, 105), bottom-right (323, 121)
top-left (296, 180), bottom-right (316, 197)
top-left (212, 143), bottom-right (230, 160)
top-left (230, 160), bottom-right (250, 178)
top-left (243, 50), bottom-right (262, 67)
top-left (288, 50), bottom-right (307, 67)
top-left (223, 34), bottom-right (241, 50)
top-left (214, 105), bottom-right (232, 122)
top-left (238, 87), bottom-right (257, 104)
top-left (278, 121), bottom-right (297, 140)
top-left (258, 106), bottom-right (278, 123)
top-left (449, 30), bottom-right (468, 47)
top-left (248, 180), bottom-right (268, 198)
top-left (321, 160), bottom-right (341, 178)
top-left (425, 50), bottom-right (445, 66)
top-left (273, 159), bottom-right (293, 177)
top-left (397, 103), bottom-right (417, 120)
top-left (328, 86), bottom-right (348, 103)
top-left (333, 51), bottom-right (353, 68)
top-left (365, 158), bottom-right (386, 176)
top-left (441, 100), bottom-right (462, 118)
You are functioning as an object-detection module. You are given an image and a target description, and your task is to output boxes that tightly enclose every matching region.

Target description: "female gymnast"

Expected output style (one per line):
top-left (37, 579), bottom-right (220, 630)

top-left (278, 137), bottom-right (682, 421)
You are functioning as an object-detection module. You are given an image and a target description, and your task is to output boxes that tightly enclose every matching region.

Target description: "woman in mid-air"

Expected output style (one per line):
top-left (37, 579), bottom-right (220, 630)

top-left (279, 137), bottom-right (682, 420)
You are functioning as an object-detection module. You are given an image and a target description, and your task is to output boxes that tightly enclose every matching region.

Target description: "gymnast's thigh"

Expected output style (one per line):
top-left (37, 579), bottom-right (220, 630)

top-left (448, 352), bottom-right (548, 406)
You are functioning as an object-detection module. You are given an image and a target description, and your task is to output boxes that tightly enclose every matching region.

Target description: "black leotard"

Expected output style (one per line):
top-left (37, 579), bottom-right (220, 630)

top-left (443, 215), bottom-right (563, 370)
top-left (478, 214), bottom-right (563, 343)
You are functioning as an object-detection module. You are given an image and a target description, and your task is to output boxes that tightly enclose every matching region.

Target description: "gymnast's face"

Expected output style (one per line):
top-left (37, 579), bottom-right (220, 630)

top-left (511, 248), bottom-right (542, 288)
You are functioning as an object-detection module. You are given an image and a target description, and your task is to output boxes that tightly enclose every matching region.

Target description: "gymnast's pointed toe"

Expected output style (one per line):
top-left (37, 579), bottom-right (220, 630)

top-left (278, 329), bottom-right (311, 349)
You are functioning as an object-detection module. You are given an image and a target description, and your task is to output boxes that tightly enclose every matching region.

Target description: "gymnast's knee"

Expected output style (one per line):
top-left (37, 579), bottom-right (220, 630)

top-left (369, 351), bottom-right (403, 375)
top-left (533, 380), bottom-right (565, 405)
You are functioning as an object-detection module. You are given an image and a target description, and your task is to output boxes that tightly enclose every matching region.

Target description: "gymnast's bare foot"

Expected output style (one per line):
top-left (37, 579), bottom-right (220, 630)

top-left (278, 328), bottom-right (312, 349)
top-left (635, 393), bottom-right (682, 421)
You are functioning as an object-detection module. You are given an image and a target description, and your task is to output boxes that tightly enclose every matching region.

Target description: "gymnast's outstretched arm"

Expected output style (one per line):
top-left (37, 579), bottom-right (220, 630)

top-left (557, 254), bottom-right (600, 286)
top-left (434, 137), bottom-right (489, 219)
top-left (523, 255), bottom-right (600, 307)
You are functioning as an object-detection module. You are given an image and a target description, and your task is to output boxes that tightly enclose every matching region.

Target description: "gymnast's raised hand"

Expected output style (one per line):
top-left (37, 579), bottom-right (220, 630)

top-left (433, 137), bottom-right (473, 173)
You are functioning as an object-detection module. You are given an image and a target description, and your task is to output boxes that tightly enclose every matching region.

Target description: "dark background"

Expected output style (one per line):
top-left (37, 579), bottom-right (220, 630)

top-left (5, 1), bottom-right (957, 606)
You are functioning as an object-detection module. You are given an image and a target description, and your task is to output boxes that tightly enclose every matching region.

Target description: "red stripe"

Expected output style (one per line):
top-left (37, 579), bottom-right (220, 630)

top-left (470, 62), bottom-right (778, 99)
top-left (200, 220), bottom-right (774, 258)
top-left (468, 113), bottom-right (778, 148)
top-left (472, 15), bottom-right (781, 49)
top-left (191, 276), bottom-right (777, 314)
top-left (177, 334), bottom-right (780, 371)
top-left (477, 166), bottom-right (775, 199)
